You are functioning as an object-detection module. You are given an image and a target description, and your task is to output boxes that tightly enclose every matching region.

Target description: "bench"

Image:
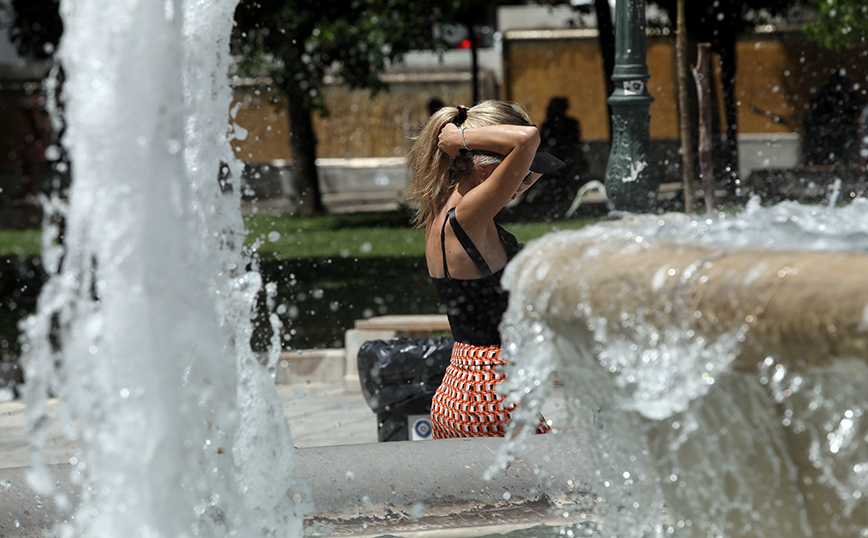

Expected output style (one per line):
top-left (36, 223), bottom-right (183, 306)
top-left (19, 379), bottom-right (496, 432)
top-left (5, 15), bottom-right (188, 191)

top-left (353, 314), bottom-right (450, 336)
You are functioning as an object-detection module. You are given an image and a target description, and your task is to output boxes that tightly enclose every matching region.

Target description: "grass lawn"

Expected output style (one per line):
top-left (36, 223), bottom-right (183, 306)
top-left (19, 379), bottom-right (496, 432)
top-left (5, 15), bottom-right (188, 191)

top-left (0, 229), bottom-right (41, 258)
top-left (0, 209), bottom-right (602, 260)
top-left (244, 210), bottom-right (602, 260)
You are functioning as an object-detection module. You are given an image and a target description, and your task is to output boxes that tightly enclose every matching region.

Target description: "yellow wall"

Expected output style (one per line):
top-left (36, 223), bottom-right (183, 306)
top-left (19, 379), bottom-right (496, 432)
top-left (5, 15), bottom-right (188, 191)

top-left (505, 37), bottom-right (611, 140)
top-left (647, 37), bottom-right (679, 139)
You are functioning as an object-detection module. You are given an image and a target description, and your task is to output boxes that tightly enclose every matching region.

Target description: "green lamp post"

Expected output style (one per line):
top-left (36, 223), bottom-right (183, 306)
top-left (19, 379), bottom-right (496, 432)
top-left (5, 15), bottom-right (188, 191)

top-left (604, 0), bottom-right (659, 215)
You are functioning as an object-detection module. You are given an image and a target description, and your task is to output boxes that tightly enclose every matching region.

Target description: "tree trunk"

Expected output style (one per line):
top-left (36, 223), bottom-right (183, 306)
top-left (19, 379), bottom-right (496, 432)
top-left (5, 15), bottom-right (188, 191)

top-left (693, 43), bottom-right (716, 213)
top-left (458, 7), bottom-right (484, 105)
top-left (285, 86), bottom-right (324, 216)
top-left (717, 32), bottom-right (740, 196)
top-left (594, 0), bottom-right (615, 143)
top-left (675, 0), bottom-right (696, 213)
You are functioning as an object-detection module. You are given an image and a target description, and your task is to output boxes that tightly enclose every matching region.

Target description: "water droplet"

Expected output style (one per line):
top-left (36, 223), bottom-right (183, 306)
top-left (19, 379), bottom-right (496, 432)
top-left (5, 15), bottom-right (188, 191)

top-left (45, 145), bottom-right (61, 160)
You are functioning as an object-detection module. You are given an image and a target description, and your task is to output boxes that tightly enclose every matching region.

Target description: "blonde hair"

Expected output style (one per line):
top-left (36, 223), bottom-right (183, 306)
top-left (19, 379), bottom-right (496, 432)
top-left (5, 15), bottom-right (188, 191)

top-left (405, 100), bottom-right (533, 228)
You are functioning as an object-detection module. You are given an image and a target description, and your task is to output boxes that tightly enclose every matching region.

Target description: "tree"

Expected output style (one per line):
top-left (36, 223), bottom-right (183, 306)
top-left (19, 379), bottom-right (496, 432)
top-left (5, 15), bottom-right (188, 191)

top-left (232, 0), bottom-right (470, 215)
top-left (674, 0), bottom-right (696, 213)
top-left (804, 0), bottom-right (868, 51)
top-left (2, 0), bottom-right (62, 59)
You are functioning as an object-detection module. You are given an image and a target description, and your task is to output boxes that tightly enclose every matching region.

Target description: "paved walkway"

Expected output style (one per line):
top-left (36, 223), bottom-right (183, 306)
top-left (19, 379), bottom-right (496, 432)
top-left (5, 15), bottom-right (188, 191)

top-left (0, 383), bottom-right (380, 470)
top-left (1, 381), bottom-right (568, 471)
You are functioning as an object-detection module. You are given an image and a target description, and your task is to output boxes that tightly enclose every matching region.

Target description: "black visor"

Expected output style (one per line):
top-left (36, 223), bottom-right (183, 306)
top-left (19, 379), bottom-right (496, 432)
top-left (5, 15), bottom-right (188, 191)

top-left (469, 149), bottom-right (566, 175)
top-left (530, 151), bottom-right (566, 174)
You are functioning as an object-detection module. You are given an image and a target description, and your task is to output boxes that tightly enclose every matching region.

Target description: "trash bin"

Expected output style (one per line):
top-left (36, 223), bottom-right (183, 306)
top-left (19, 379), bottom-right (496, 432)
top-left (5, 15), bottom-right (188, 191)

top-left (357, 336), bottom-right (453, 442)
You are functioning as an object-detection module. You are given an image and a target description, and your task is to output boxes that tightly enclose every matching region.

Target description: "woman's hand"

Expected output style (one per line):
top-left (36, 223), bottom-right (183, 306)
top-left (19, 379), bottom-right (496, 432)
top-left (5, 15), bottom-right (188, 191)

top-left (438, 123), bottom-right (464, 158)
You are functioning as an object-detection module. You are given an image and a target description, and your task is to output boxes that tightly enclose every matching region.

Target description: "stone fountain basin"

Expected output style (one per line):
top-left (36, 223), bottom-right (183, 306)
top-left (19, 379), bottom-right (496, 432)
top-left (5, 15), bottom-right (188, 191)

top-left (508, 222), bottom-right (868, 369)
top-left (503, 219), bottom-right (868, 537)
top-left (0, 435), bottom-right (596, 537)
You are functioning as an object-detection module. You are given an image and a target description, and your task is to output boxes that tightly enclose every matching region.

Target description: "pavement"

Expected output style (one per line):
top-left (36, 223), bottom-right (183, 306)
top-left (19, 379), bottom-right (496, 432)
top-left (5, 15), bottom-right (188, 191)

top-left (1, 377), bottom-right (569, 471)
top-left (0, 381), bottom-right (381, 470)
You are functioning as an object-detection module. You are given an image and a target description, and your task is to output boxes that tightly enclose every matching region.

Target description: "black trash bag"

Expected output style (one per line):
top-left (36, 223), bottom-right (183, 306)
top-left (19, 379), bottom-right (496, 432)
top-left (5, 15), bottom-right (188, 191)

top-left (357, 335), bottom-right (453, 442)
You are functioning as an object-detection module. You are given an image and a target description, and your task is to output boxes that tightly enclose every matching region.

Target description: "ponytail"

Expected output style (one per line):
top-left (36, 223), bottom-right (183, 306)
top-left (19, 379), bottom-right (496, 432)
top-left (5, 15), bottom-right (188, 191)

top-left (405, 106), bottom-right (462, 228)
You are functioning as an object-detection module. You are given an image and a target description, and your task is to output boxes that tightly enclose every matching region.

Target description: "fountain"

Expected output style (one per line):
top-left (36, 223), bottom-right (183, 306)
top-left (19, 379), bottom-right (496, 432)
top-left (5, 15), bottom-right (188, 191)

top-left (499, 198), bottom-right (868, 537)
top-left (3, 0), bottom-right (868, 537)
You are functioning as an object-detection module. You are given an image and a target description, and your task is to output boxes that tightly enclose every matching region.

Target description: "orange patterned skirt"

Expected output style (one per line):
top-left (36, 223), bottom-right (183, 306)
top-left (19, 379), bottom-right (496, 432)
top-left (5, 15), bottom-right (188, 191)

top-left (430, 341), bottom-right (550, 439)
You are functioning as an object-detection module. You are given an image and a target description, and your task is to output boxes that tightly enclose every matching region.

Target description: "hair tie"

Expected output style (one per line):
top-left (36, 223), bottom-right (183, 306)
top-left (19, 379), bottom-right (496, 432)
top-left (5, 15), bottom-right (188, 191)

top-left (453, 105), bottom-right (468, 126)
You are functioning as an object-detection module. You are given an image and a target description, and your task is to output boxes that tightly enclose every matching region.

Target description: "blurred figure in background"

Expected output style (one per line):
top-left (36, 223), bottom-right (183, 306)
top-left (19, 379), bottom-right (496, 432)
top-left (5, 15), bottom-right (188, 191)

top-left (522, 96), bottom-right (589, 217)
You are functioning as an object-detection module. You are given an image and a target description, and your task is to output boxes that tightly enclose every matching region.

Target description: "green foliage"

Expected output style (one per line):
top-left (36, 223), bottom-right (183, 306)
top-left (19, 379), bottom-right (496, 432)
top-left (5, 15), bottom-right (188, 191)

top-left (649, 0), bottom-right (867, 52)
top-left (804, 0), bottom-right (868, 50)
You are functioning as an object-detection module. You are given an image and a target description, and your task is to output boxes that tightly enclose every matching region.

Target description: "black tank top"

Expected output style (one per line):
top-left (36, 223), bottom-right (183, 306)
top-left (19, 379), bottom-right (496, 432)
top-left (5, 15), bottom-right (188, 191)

top-left (431, 208), bottom-right (523, 346)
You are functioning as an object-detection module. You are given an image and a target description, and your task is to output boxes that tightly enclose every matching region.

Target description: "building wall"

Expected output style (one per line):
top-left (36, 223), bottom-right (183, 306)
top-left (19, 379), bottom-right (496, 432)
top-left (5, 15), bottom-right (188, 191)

top-left (504, 29), bottom-right (868, 141)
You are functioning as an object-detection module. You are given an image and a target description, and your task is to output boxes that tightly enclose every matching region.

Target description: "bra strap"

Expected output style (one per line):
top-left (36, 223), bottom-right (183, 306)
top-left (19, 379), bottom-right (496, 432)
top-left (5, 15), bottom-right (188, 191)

top-left (440, 212), bottom-right (451, 278)
top-left (447, 207), bottom-right (494, 277)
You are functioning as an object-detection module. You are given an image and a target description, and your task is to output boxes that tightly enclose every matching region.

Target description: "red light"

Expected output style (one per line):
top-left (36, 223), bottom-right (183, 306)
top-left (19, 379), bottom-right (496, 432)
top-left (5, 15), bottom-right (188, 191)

top-left (458, 39), bottom-right (472, 49)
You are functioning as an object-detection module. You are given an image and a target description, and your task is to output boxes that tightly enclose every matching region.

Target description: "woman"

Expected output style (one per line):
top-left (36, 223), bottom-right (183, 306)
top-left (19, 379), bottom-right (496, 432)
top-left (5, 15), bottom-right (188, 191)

top-left (405, 100), bottom-right (565, 439)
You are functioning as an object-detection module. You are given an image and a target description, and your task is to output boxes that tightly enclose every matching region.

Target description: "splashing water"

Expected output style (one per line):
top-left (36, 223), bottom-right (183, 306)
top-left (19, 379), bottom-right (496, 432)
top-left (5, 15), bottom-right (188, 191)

top-left (497, 195), bottom-right (868, 537)
top-left (760, 357), bottom-right (868, 528)
top-left (20, 1), bottom-right (309, 536)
